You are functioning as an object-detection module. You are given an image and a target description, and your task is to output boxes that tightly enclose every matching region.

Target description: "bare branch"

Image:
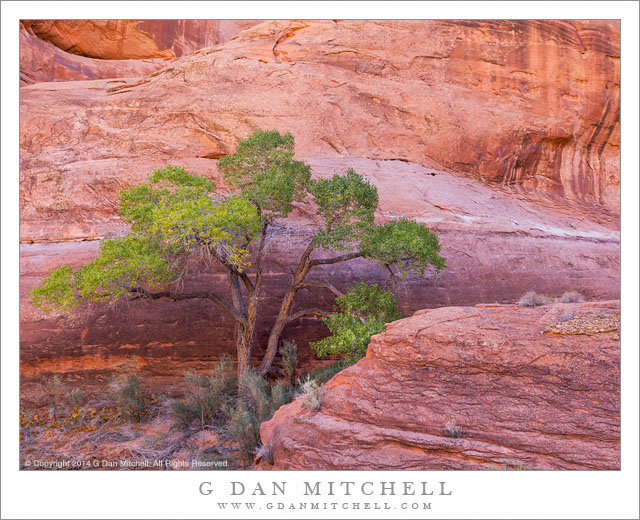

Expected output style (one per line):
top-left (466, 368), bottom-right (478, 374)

top-left (128, 286), bottom-right (247, 326)
top-left (284, 308), bottom-right (332, 325)
top-left (309, 252), bottom-right (362, 266)
top-left (237, 271), bottom-right (255, 293)
top-left (296, 282), bottom-right (344, 298)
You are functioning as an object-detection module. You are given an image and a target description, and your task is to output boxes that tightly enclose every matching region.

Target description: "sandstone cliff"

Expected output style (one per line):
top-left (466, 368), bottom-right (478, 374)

top-left (260, 301), bottom-right (620, 470)
top-left (20, 20), bottom-right (262, 84)
top-left (19, 20), bottom-right (620, 381)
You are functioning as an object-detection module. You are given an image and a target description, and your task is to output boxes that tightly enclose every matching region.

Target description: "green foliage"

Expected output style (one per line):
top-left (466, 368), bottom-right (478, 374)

top-left (311, 282), bottom-right (402, 364)
top-left (119, 164), bottom-right (260, 268)
top-left (311, 168), bottom-right (378, 251)
top-left (360, 218), bottom-right (446, 277)
top-left (305, 359), bottom-right (349, 386)
top-left (218, 129), bottom-right (311, 219)
top-left (171, 356), bottom-right (237, 427)
top-left (30, 265), bottom-right (77, 312)
top-left (280, 340), bottom-right (298, 385)
top-left (79, 236), bottom-right (178, 303)
top-left (30, 165), bottom-right (261, 312)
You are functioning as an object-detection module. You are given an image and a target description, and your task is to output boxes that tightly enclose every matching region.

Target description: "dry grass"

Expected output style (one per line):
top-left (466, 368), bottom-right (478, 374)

top-left (518, 291), bottom-right (553, 307)
top-left (558, 291), bottom-right (585, 303)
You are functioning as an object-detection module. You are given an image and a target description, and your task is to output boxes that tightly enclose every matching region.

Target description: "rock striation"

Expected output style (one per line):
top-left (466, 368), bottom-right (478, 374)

top-left (21, 20), bottom-right (620, 211)
top-left (20, 25), bottom-right (166, 85)
top-left (19, 20), bottom-right (620, 384)
top-left (260, 301), bottom-right (621, 470)
top-left (21, 20), bottom-right (263, 60)
top-left (20, 20), bottom-right (262, 83)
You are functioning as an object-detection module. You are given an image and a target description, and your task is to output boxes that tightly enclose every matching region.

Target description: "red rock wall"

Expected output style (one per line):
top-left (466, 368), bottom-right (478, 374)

top-left (19, 20), bottom-right (620, 378)
top-left (260, 301), bottom-right (621, 470)
top-left (21, 20), bottom-right (262, 60)
top-left (19, 25), bottom-right (166, 85)
top-left (21, 20), bottom-right (620, 212)
top-left (20, 20), bottom-right (262, 83)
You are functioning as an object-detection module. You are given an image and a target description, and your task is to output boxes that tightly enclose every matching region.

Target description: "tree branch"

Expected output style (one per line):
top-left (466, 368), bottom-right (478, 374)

top-left (237, 271), bottom-right (255, 293)
top-left (296, 282), bottom-right (344, 298)
top-left (284, 308), bottom-right (332, 325)
top-left (309, 251), bottom-right (362, 266)
top-left (128, 286), bottom-right (247, 326)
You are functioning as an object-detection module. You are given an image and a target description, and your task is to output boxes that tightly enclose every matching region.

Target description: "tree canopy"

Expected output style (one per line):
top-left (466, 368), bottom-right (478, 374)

top-left (32, 129), bottom-right (446, 377)
top-left (310, 282), bottom-right (402, 363)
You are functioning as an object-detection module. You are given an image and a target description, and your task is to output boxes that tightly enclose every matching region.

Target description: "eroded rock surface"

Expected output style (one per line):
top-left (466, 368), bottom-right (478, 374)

top-left (20, 157), bottom-right (620, 382)
top-left (260, 301), bottom-right (620, 470)
top-left (20, 27), bottom-right (166, 85)
top-left (20, 20), bottom-right (262, 83)
top-left (21, 20), bottom-right (262, 60)
top-left (19, 20), bottom-right (620, 387)
top-left (21, 20), bottom-right (620, 211)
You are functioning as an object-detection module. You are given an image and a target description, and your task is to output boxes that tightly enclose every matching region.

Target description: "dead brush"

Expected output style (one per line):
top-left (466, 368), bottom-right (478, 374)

top-left (518, 291), bottom-right (553, 307)
top-left (296, 378), bottom-right (325, 412)
top-left (559, 291), bottom-right (584, 303)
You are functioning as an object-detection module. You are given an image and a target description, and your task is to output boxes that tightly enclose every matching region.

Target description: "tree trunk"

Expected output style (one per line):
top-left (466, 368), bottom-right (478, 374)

top-left (257, 242), bottom-right (314, 376)
top-left (228, 272), bottom-right (251, 379)
top-left (257, 286), bottom-right (298, 376)
top-left (235, 322), bottom-right (252, 378)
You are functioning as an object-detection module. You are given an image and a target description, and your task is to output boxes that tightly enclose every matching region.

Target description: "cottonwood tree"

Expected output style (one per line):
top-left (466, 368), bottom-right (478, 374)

top-left (32, 130), bottom-right (446, 378)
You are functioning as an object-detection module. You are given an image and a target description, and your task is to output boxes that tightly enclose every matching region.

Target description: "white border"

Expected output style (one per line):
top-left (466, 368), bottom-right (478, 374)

top-left (2, 2), bottom-right (638, 519)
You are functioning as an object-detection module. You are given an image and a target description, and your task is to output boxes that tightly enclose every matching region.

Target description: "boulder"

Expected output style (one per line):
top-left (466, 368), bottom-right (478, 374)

top-left (260, 301), bottom-right (621, 470)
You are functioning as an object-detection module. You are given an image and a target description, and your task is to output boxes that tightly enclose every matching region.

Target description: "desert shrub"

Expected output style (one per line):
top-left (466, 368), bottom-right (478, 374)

top-left (518, 291), bottom-right (553, 307)
top-left (225, 369), bottom-right (297, 460)
top-left (559, 291), bottom-right (584, 303)
top-left (269, 380), bottom-right (296, 411)
top-left (306, 359), bottom-right (349, 386)
top-left (280, 340), bottom-right (298, 385)
top-left (171, 355), bottom-right (237, 427)
top-left (44, 375), bottom-right (64, 418)
top-left (311, 282), bottom-right (401, 364)
top-left (444, 419), bottom-right (462, 438)
top-left (297, 378), bottom-right (324, 412)
top-left (67, 389), bottom-right (85, 409)
top-left (226, 403), bottom-right (262, 460)
top-left (109, 373), bottom-right (145, 422)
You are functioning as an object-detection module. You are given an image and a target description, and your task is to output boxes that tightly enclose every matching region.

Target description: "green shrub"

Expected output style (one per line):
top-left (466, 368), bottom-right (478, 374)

top-left (254, 443), bottom-right (274, 465)
top-left (559, 291), bottom-right (584, 303)
top-left (225, 369), bottom-right (297, 460)
top-left (518, 291), bottom-right (553, 307)
top-left (171, 355), bottom-right (237, 427)
top-left (444, 419), bottom-right (462, 438)
top-left (306, 359), bottom-right (348, 386)
top-left (311, 282), bottom-right (401, 363)
top-left (280, 340), bottom-right (298, 385)
top-left (45, 375), bottom-right (64, 418)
